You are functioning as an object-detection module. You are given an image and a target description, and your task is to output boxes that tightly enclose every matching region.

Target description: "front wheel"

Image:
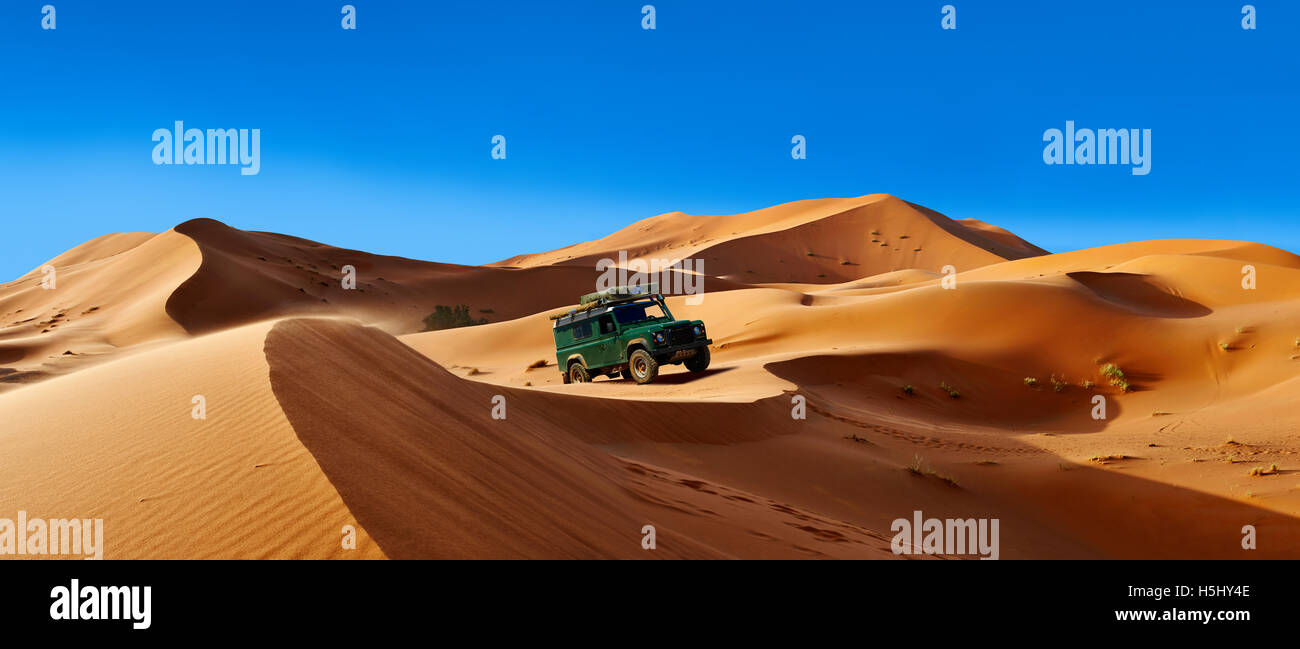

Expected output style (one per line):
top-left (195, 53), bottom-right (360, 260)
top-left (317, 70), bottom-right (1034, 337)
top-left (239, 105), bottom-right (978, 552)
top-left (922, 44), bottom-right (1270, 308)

top-left (628, 349), bottom-right (659, 385)
top-left (685, 346), bottom-right (711, 372)
top-left (567, 362), bottom-right (591, 383)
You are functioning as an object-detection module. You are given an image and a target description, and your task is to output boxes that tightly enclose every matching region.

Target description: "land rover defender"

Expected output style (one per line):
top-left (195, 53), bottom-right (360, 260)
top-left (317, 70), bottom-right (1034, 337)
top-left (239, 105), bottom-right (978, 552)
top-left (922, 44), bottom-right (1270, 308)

top-left (551, 285), bottom-right (711, 385)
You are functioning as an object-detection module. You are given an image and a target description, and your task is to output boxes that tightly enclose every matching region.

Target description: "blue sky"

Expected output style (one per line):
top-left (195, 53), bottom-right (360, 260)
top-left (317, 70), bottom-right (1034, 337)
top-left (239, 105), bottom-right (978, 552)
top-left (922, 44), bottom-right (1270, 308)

top-left (1, 0), bottom-right (1296, 281)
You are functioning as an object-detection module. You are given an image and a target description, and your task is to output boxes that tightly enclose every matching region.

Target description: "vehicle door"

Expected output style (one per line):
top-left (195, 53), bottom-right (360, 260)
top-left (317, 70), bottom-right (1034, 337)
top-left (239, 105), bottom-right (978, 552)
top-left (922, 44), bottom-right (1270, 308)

top-left (587, 314), bottom-right (621, 369)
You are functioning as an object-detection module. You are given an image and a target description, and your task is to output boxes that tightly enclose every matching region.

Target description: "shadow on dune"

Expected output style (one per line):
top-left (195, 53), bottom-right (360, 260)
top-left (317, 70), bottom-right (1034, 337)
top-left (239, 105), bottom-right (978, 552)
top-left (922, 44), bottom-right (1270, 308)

top-left (765, 351), bottom-right (1117, 433)
top-left (0, 345), bottom-right (23, 364)
top-left (978, 461), bottom-right (1300, 559)
top-left (0, 367), bottom-right (46, 385)
top-left (1067, 271), bottom-right (1211, 318)
top-left (264, 318), bottom-right (656, 559)
top-left (906, 200), bottom-right (1050, 260)
top-left (635, 366), bottom-right (737, 385)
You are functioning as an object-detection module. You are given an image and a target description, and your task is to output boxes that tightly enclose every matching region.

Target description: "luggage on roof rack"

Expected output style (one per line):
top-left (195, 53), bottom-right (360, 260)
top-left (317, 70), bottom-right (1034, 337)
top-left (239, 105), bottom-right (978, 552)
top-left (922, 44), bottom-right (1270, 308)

top-left (578, 283), bottom-right (660, 307)
top-left (549, 284), bottom-right (661, 321)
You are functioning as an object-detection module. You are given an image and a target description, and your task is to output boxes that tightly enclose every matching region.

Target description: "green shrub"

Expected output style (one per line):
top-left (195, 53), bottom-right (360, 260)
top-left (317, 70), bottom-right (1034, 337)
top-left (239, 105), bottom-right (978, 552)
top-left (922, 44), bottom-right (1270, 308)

top-left (422, 305), bottom-right (488, 331)
top-left (905, 454), bottom-right (924, 475)
top-left (1100, 363), bottom-right (1132, 390)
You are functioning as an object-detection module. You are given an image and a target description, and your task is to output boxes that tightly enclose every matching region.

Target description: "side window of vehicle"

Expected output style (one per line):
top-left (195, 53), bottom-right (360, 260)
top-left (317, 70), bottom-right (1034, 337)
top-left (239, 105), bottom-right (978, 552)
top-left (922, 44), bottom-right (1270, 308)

top-left (599, 315), bottom-right (616, 335)
top-left (573, 322), bottom-right (593, 340)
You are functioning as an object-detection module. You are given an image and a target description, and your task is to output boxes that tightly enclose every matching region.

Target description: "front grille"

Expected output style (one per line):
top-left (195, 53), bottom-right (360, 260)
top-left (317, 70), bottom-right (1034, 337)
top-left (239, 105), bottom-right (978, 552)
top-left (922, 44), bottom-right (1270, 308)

top-left (668, 325), bottom-right (694, 346)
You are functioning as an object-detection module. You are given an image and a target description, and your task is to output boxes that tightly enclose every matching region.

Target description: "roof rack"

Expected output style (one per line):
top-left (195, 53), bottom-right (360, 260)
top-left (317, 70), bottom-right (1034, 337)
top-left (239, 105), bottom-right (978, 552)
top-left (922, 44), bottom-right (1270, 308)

top-left (549, 284), bottom-right (659, 321)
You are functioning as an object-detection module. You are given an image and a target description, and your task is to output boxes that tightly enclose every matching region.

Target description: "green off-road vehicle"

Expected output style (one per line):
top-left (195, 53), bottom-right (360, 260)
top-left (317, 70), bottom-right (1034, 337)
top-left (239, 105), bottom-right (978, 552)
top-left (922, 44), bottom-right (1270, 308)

top-left (551, 285), bottom-right (712, 385)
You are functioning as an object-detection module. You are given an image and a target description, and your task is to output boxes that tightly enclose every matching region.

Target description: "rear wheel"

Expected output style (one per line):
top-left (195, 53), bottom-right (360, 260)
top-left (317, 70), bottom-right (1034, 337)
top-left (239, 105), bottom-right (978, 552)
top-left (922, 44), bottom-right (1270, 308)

top-left (567, 362), bottom-right (591, 383)
top-left (685, 346), bottom-right (711, 372)
top-left (628, 349), bottom-right (659, 385)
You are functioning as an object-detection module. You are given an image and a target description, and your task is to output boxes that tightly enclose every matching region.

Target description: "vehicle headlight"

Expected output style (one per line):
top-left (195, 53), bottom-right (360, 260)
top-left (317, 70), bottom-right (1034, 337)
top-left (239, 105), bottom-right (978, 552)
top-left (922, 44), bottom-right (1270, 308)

top-left (653, 332), bottom-right (666, 345)
top-left (693, 325), bottom-right (704, 337)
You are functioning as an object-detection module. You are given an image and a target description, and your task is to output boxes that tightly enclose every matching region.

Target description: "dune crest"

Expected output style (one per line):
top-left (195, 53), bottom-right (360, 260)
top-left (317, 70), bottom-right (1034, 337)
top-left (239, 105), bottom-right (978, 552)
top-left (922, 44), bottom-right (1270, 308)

top-left (0, 320), bottom-right (384, 559)
top-left (265, 318), bottom-right (908, 558)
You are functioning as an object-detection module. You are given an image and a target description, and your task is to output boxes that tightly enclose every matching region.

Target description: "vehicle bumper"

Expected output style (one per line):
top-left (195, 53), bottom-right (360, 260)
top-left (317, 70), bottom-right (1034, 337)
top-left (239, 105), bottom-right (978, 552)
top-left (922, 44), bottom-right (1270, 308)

top-left (654, 339), bottom-right (711, 362)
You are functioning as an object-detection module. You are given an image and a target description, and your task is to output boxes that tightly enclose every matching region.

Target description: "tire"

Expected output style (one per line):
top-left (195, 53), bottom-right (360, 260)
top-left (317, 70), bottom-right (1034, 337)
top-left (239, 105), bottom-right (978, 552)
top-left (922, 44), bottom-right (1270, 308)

top-left (685, 346), bottom-right (711, 372)
top-left (567, 362), bottom-right (591, 383)
top-left (628, 349), bottom-right (659, 385)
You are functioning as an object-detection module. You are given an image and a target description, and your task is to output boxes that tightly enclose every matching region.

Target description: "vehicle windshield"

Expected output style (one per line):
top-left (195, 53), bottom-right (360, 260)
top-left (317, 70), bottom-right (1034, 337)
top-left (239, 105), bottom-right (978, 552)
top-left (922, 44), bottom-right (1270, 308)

top-left (613, 301), bottom-right (667, 325)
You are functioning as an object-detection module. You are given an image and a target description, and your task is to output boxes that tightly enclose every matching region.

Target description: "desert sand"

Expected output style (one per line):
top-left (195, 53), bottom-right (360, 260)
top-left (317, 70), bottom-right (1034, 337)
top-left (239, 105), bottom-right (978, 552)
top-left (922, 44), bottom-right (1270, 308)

top-left (1, 193), bottom-right (1296, 558)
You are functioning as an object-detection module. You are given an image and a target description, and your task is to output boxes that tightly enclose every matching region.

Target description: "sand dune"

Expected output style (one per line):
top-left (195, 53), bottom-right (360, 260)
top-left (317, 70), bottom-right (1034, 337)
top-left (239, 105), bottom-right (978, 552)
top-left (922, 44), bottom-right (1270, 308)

top-left (413, 237), bottom-right (1300, 407)
top-left (0, 230), bottom-right (200, 388)
top-left (0, 315), bottom-right (909, 559)
top-left (1, 194), bottom-right (1297, 559)
top-left (167, 218), bottom-right (623, 335)
top-left (0, 320), bottom-right (384, 559)
top-left (266, 318), bottom-right (906, 558)
top-left (412, 233), bottom-right (1300, 556)
top-left (0, 217), bottom-right (750, 384)
top-left (493, 194), bottom-right (1046, 284)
